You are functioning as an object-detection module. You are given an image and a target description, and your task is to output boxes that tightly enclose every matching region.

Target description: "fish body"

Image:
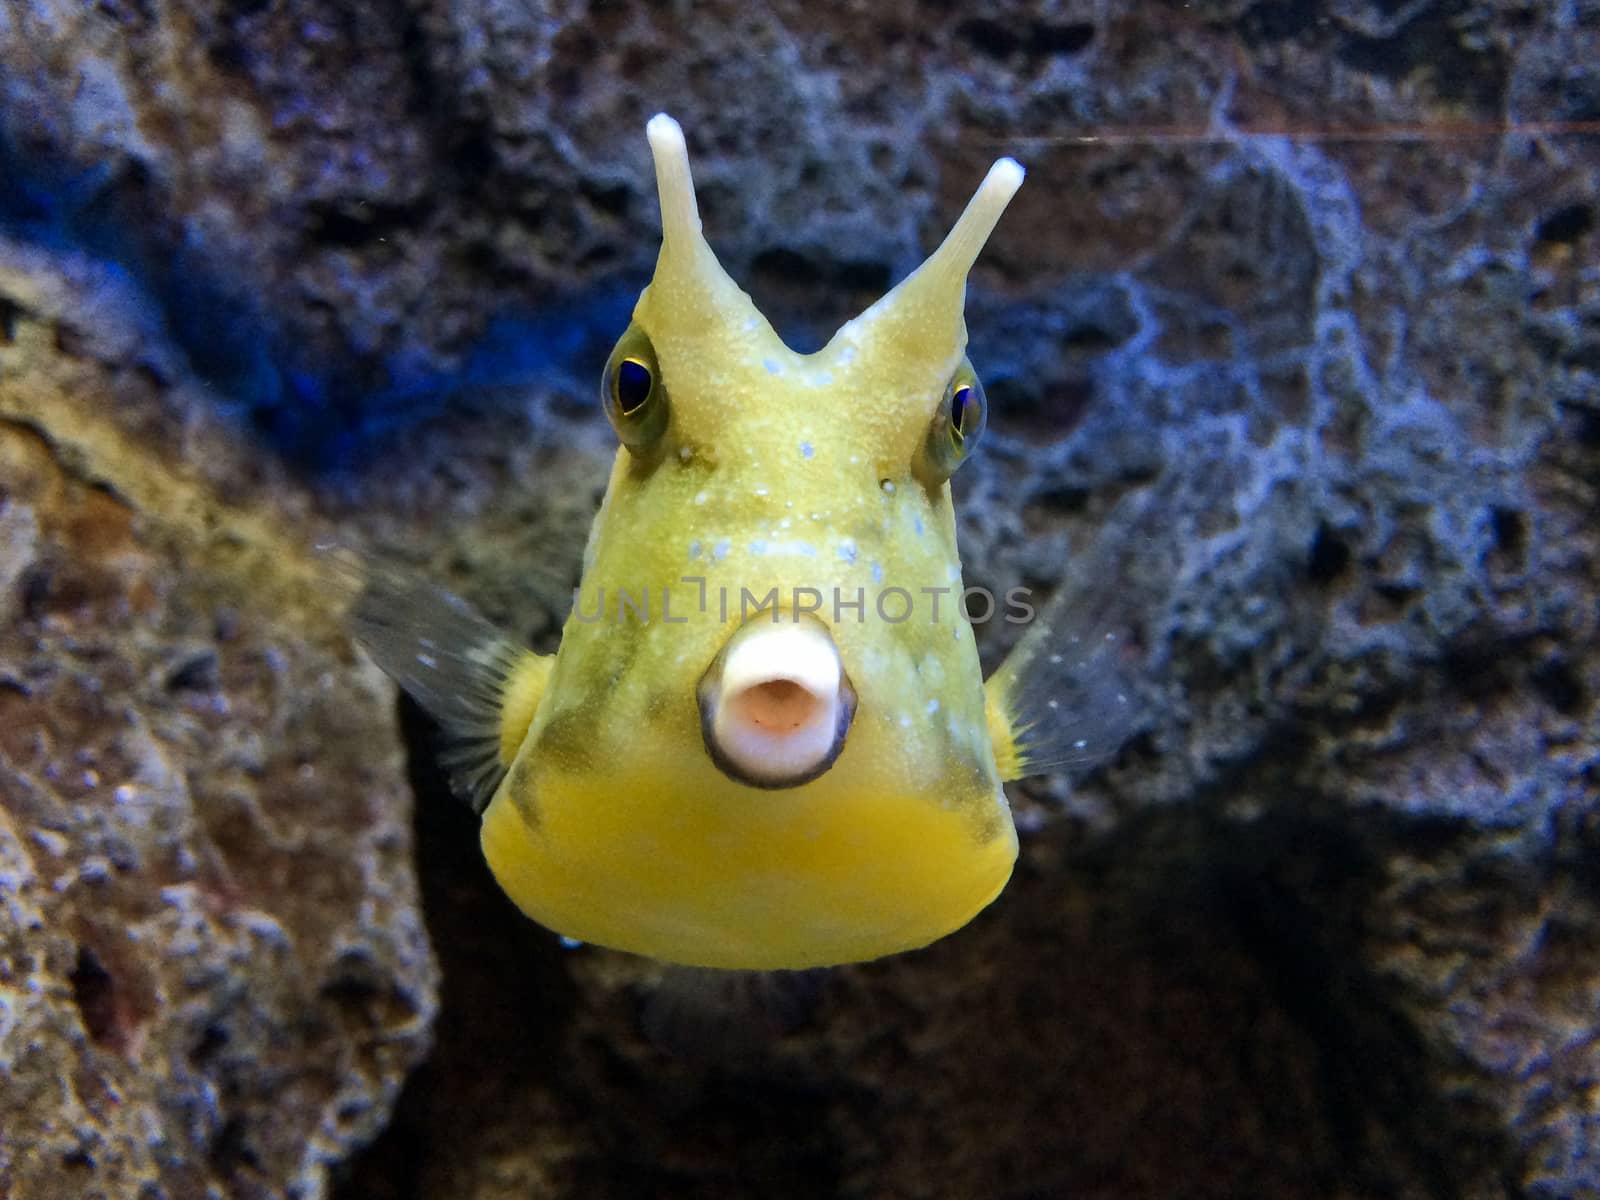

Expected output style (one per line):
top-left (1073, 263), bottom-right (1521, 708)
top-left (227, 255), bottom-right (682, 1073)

top-left (350, 115), bottom-right (1129, 969)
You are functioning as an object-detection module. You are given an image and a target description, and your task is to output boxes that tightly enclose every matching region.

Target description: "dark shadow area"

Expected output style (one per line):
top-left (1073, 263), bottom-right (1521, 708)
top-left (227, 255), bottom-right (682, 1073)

top-left (1133, 808), bottom-right (1516, 1198)
top-left (330, 696), bottom-right (580, 1200)
top-left (1333, 0), bottom-right (1508, 112)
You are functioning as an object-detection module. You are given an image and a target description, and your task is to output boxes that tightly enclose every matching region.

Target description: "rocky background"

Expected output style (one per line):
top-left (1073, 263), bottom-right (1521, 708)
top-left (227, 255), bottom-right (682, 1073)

top-left (2, 1), bottom-right (1597, 1197)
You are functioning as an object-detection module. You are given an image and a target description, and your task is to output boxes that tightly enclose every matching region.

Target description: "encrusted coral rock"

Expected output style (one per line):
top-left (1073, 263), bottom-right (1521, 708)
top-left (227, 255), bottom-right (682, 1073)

top-left (0, 246), bottom-right (437, 1198)
top-left (2, 0), bottom-right (1598, 1197)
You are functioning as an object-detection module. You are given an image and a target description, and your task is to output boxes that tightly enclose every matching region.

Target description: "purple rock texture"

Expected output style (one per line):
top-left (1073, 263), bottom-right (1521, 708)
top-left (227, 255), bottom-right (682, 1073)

top-left (2, 1), bottom-right (1597, 1198)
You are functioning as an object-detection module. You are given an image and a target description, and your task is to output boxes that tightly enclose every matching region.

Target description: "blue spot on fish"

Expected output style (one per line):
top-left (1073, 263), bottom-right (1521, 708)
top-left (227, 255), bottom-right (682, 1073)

top-left (713, 539), bottom-right (731, 562)
top-left (800, 441), bottom-right (814, 459)
top-left (763, 358), bottom-right (782, 375)
top-left (871, 562), bottom-right (884, 585)
top-left (838, 541), bottom-right (857, 564)
top-left (749, 539), bottom-right (769, 555)
top-left (688, 540), bottom-right (702, 559)
top-left (913, 515), bottom-right (924, 536)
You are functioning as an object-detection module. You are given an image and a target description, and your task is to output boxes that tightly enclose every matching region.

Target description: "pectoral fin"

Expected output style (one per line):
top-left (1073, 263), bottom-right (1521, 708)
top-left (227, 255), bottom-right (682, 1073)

top-left (983, 523), bottom-right (1157, 782)
top-left (326, 548), bottom-right (551, 812)
top-left (985, 622), bottom-right (1136, 781)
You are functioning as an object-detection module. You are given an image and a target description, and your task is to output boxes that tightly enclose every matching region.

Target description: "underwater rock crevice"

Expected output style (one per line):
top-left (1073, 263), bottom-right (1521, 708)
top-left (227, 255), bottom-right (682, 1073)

top-left (1093, 803), bottom-right (1521, 1198)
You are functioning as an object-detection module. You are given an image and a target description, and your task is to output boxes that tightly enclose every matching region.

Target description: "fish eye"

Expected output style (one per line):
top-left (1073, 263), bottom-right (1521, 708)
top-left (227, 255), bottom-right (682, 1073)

top-left (602, 325), bottom-right (670, 452)
top-left (615, 358), bottom-right (652, 415)
top-left (916, 361), bottom-right (987, 485)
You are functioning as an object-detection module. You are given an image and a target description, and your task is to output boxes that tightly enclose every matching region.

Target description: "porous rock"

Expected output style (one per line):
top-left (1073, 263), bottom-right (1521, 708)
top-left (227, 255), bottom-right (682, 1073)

top-left (0, 245), bottom-right (437, 1198)
top-left (2, 0), bottom-right (1597, 1197)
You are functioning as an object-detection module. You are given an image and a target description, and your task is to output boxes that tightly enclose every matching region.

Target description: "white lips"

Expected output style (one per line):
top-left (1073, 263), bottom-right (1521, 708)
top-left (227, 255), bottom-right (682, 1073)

top-left (700, 618), bottom-right (854, 788)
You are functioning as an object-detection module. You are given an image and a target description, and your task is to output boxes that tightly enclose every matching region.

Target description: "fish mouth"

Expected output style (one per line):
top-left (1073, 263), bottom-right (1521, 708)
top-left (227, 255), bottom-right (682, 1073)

top-left (697, 615), bottom-right (857, 789)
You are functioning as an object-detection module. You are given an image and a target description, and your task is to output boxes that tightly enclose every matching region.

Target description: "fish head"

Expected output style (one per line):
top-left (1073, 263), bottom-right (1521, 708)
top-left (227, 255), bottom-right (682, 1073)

top-left (481, 114), bottom-right (1026, 968)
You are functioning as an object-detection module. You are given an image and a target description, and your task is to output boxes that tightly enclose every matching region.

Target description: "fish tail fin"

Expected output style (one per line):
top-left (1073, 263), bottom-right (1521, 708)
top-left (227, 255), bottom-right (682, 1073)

top-left (319, 545), bottom-right (551, 813)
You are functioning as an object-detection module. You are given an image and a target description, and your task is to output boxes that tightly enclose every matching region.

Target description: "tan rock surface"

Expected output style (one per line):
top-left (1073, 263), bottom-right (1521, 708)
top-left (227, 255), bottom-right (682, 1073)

top-left (0, 242), bottom-right (436, 1199)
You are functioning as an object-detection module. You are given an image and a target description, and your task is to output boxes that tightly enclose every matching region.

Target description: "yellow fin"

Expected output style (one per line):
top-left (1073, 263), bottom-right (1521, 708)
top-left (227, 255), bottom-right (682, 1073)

top-left (327, 548), bottom-right (551, 812)
top-left (497, 652), bottom-right (550, 767)
top-left (985, 690), bottom-right (1027, 782)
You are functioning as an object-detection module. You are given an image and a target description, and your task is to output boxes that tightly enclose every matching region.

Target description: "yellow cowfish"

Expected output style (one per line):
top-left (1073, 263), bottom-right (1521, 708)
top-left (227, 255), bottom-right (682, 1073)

top-left (347, 114), bottom-right (1132, 970)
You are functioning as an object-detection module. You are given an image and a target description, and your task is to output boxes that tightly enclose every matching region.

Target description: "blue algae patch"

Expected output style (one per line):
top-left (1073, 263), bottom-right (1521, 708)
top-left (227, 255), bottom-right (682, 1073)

top-left (0, 127), bottom-right (640, 471)
top-left (0, 132), bottom-right (289, 431)
top-left (360, 294), bottom-right (633, 431)
top-left (264, 290), bottom-right (636, 470)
